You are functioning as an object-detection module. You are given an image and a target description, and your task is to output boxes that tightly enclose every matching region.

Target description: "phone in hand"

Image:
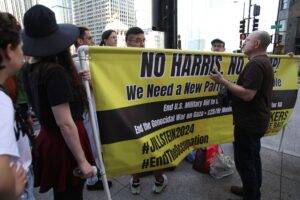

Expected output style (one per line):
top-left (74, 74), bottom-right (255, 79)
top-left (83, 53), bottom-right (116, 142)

top-left (210, 69), bottom-right (217, 74)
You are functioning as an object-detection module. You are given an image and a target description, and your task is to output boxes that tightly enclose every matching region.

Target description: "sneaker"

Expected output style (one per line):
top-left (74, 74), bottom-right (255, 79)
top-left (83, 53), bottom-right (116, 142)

top-left (152, 174), bottom-right (168, 194)
top-left (130, 177), bottom-right (140, 195)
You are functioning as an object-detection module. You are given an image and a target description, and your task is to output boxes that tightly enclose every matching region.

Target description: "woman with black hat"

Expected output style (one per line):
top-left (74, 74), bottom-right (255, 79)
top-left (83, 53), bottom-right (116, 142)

top-left (22, 5), bottom-right (96, 199)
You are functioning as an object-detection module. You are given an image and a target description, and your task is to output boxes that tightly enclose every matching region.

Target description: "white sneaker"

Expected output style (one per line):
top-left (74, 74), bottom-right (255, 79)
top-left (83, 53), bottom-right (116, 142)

top-left (152, 174), bottom-right (168, 194)
top-left (130, 177), bottom-right (140, 194)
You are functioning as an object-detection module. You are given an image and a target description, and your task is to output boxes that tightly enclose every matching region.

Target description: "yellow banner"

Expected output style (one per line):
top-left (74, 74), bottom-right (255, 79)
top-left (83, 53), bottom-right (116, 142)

top-left (89, 47), bottom-right (298, 177)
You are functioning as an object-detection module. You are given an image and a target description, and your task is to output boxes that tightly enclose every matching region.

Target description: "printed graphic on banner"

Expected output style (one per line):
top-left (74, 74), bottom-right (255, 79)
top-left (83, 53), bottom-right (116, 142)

top-left (89, 47), bottom-right (298, 177)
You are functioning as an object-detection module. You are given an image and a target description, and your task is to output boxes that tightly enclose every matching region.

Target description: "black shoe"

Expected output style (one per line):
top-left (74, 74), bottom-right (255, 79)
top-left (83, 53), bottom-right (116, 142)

top-left (230, 186), bottom-right (244, 197)
top-left (86, 179), bottom-right (113, 191)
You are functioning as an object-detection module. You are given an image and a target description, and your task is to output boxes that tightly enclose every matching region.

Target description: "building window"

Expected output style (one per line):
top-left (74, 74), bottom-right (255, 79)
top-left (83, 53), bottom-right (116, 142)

top-left (279, 19), bottom-right (287, 32)
top-left (281, 0), bottom-right (289, 9)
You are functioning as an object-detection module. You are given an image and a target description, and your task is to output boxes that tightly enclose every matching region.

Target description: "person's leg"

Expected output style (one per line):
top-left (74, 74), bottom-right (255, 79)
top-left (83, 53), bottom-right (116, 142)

top-left (153, 170), bottom-right (164, 182)
top-left (130, 173), bottom-right (141, 194)
top-left (153, 170), bottom-right (167, 194)
top-left (233, 126), bottom-right (243, 179)
top-left (53, 181), bottom-right (84, 200)
top-left (254, 135), bottom-right (262, 200)
top-left (234, 127), bottom-right (261, 200)
top-left (132, 173), bottom-right (140, 182)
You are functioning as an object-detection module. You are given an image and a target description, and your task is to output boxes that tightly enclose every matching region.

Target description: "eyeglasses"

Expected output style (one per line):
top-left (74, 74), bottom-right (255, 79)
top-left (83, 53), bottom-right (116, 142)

top-left (212, 44), bottom-right (224, 48)
top-left (129, 38), bottom-right (146, 44)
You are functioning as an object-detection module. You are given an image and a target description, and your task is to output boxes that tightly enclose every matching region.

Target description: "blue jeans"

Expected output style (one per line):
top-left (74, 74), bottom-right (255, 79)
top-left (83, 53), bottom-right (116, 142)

top-left (20, 166), bottom-right (35, 200)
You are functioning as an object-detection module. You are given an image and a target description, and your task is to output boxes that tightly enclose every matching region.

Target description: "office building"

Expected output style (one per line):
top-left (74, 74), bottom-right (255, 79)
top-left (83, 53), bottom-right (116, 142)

top-left (0, 0), bottom-right (37, 24)
top-left (73, 0), bottom-right (136, 44)
top-left (276, 0), bottom-right (300, 54)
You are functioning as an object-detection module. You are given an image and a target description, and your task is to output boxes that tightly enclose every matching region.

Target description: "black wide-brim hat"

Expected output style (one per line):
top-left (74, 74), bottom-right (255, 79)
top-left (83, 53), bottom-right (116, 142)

top-left (22, 5), bottom-right (79, 57)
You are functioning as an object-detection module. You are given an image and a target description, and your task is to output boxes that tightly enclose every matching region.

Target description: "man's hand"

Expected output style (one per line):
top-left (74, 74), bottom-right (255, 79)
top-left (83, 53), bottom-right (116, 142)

top-left (209, 66), bottom-right (257, 102)
top-left (287, 52), bottom-right (294, 57)
top-left (210, 67), bottom-right (224, 84)
top-left (79, 69), bottom-right (91, 82)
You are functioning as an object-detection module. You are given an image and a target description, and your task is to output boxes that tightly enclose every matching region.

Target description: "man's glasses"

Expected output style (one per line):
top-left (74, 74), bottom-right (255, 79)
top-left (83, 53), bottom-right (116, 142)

top-left (130, 38), bottom-right (146, 44)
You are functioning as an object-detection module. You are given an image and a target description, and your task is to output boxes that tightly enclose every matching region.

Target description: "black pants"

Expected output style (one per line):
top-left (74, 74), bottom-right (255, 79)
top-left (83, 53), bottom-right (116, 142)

top-left (233, 126), bottom-right (263, 200)
top-left (53, 181), bottom-right (84, 200)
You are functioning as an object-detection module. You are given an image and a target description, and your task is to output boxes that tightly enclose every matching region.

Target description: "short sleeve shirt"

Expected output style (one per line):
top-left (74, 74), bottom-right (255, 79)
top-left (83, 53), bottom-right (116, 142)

top-left (231, 55), bottom-right (274, 133)
top-left (0, 91), bottom-right (32, 171)
top-left (0, 91), bottom-right (19, 158)
top-left (24, 64), bottom-right (85, 129)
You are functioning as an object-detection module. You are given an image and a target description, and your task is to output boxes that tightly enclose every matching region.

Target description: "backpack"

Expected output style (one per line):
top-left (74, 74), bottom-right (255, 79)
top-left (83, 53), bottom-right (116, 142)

top-left (192, 145), bottom-right (219, 173)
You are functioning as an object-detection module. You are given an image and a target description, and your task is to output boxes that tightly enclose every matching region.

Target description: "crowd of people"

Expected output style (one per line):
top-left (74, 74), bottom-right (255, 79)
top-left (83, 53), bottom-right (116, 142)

top-left (0, 4), bottom-right (276, 200)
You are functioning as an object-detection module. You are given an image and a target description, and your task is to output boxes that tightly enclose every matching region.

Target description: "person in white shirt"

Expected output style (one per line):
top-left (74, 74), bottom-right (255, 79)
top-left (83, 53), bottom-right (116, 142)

top-left (73, 26), bottom-right (114, 191)
top-left (0, 12), bottom-right (30, 200)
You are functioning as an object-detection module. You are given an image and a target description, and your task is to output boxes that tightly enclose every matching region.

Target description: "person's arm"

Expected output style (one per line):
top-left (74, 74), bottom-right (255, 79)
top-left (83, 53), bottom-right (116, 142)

top-left (210, 70), bottom-right (257, 102)
top-left (0, 156), bottom-right (27, 200)
top-left (218, 78), bottom-right (257, 101)
top-left (78, 69), bottom-right (91, 83)
top-left (0, 155), bottom-right (15, 200)
top-left (51, 103), bottom-right (94, 178)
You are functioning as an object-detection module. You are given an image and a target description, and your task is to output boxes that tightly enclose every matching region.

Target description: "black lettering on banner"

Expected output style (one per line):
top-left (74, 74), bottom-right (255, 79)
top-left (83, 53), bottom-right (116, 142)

top-left (141, 134), bottom-right (209, 169)
top-left (269, 110), bottom-right (289, 129)
top-left (273, 78), bottom-right (282, 87)
top-left (184, 82), bottom-right (202, 94)
top-left (142, 141), bottom-right (150, 154)
top-left (270, 111), bottom-right (288, 122)
top-left (170, 54), bottom-right (222, 77)
top-left (228, 56), bottom-right (244, 75)
top-left (171, 53), bottom-right (182, 76)
top-left (181, 54), bottom-right (192, 76)
top-left (146, 124), bottom-right (195, 153)
top-left (126, 85), bottom-right (144, 100)
top-left (140, 52), bottom-right (165, 77)
top-left (270, 57), bottom-right (280, 73)
top-left (201, 55), bottom-right (212, 75)
top-left (147, 83), bottom-right (174, 98)
top-left (191, 55), bottom-right (202, 75)
top-left (176, 84), bottom-right (182, 95)
top-left (204, 81), bottom-right (221, 92)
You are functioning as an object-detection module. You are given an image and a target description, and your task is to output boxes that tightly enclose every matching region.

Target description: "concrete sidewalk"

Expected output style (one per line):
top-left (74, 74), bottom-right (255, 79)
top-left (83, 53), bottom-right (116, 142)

top-left (34, 147), bottom-right (300, 200)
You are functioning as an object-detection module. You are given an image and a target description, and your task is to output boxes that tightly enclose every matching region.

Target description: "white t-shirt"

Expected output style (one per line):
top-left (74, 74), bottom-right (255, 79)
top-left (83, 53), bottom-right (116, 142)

top-left (72, 55), bottom-right (101, 168)
top-left (0, 91), bottom-right (32, 171)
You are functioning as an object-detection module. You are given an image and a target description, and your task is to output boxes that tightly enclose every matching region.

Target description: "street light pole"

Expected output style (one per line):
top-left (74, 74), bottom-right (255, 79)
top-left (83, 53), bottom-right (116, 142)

top-left (247, 0), bottom-right (252, 34)
top-left (242, 2), bottom-right (245, 19)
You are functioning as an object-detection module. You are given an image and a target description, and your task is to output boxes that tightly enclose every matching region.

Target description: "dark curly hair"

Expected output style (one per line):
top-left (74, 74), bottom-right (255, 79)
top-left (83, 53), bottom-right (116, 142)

top-left (0, 12), bottom-right (21, 69)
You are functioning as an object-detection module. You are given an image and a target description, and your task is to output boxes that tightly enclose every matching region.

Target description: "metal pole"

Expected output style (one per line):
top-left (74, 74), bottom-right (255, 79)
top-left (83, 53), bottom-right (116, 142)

top-left (247, 0), bottom-right (252, 34)
top-left (243, 2), bottom-right (245, 19)
top-left (78, 46), bottom-right (112, 200)
top-left (273, 0), bottom-right (281, 53)
top-left (278, 124), bottom-right (286, 152)
top-left (164, 0), bottom-right (178, 49)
